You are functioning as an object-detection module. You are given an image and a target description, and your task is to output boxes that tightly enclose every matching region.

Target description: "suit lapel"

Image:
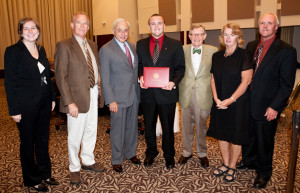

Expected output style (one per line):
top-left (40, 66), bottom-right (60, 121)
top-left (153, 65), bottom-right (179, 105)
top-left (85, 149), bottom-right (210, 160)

top-left (111, 39), bottom-right (134, 70)
top-left (71, 36), bottom-right (88, 67)
top-left (88, 40), bottom-right (99, 64)
top-left (155, 36), bottom-right (169, 66)
top-left (128, 42), bottom-right (138, 71)
top-left (18, 40), bottom-right (40, 77)
top-left (87, 40), bottom-right (101, 75)
top-left (143, 37), bottom-right (152, 65)
top-left (196, 45), bottom-right (206, 77)
top-left (185, 45), bottom-right (195, 77)
top-left (254, 39), bottom-right (279, 76)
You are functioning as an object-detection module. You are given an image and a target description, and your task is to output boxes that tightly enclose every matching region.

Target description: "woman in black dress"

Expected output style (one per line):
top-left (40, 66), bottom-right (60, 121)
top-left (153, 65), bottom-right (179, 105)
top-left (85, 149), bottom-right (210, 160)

top-left (207, 23), bottom-right (253, 182)
top-left (4, 17), bottom-right (59, 192)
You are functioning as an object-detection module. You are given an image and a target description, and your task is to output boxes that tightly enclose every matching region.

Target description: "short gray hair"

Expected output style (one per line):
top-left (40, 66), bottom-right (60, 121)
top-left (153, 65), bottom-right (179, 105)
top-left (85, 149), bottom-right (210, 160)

top-left (189, 24), bottom-right (206, 35)
top-left (259, 12), bottom-right (279, 25)
top-left (72, 11), bottom-right (90, 26)
top-left (113, 18), bottom-right (130, 29)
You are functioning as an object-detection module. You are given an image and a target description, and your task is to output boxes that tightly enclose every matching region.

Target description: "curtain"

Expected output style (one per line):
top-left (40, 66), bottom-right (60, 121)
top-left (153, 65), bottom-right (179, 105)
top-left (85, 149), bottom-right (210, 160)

top-left (280, 26), bottom-right (294, 45)
top-left (0, 0), bottom-right (93, 70)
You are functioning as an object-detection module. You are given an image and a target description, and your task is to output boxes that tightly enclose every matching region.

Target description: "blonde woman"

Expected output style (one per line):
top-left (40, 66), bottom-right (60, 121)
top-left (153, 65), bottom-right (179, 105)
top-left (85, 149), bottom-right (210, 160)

top-left (207, 23), bottom-right (253, 182)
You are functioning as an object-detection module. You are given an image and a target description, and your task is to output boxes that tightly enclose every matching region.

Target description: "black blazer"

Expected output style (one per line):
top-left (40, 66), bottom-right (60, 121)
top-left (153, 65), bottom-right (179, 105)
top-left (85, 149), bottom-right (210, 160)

top-left (247, 38), bottom-right (297, 120)
top-left (4, 40), bottom-right (55, 116)
top-left (136, 36), bottom-right (185, 104)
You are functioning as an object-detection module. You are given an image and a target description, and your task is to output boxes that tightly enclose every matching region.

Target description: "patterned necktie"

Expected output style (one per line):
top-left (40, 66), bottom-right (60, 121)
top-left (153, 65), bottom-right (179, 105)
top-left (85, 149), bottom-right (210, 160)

top-left (83, 41), bottom-right (95, 88)
top-left (254, 43), bottom-right (263, 72)
top-left (193, 48), bottom-right (201, 54)
top-left (153, 39), bottom-right (159, 65)
top-left (124, 43), bottom-right (133, 69)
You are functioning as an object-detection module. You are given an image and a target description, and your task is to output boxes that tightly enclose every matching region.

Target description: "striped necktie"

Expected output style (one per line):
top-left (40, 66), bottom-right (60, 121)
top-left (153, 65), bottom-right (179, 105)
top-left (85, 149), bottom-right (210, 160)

top-left (153, 39), bottom-right (159, 65)
top-left (83, 41), bottom-right (95, 87)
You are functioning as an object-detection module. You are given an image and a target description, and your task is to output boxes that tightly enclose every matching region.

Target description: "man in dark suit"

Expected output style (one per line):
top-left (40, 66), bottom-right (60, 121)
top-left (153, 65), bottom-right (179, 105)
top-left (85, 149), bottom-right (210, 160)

top-left (99, 18), bottom-right (141, 173)
top-left (55, 12), bottom-right (105, 185)
top-left (237, 13), bottom-right (297, 189)
top-left (137, 14), bottom-right (185, 169)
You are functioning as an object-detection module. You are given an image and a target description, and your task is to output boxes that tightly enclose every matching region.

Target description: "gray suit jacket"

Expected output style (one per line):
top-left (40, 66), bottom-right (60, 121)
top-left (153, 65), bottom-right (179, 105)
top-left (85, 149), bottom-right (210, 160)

top-left (179, 44), bottom-right (218, 109)
top-left (99, 38), bottom-right (140, 108)
top-left (54, 36), bottom-right (102, 113)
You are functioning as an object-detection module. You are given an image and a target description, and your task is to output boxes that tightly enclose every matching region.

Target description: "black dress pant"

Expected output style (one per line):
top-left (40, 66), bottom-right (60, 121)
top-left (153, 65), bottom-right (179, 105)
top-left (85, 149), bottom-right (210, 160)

top-left (241, 117), bottom-right (277, 180)
top-left (17, 86), bottom-right (52, 186)
top-left (142, 101), bottom-right (176, 160)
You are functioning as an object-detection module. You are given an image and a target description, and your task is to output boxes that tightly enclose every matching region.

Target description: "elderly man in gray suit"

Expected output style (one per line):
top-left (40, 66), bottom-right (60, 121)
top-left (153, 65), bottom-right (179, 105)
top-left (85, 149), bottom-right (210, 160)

top-left (178, 24), bottom-right (218, 167)
top-left (99, 18), bottom-right (141, 173)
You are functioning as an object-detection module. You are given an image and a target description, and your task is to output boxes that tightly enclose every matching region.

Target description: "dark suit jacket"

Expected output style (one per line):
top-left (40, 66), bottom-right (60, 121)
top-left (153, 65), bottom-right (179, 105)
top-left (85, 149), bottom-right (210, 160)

top-left (4, 40), bottom-right (55, 116)
top-left (99, 38), bottom-right (140, 108)
top-left (136, 36), bottom-right (185, 104)
top-left (54, 36), bottom-right (101, 113)
top-left (247, 38), bottom-right (297, 120)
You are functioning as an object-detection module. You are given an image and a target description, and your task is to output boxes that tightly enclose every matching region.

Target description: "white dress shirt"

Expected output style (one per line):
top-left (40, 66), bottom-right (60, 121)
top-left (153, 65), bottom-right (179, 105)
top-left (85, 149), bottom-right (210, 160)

top-left (191, 45), bottom-right (202, 75)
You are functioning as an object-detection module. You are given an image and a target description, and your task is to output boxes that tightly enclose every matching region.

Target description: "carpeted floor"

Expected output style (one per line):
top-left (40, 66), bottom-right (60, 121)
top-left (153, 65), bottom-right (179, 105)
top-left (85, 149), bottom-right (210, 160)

top-left (0, 79), bottom-right (300, 193)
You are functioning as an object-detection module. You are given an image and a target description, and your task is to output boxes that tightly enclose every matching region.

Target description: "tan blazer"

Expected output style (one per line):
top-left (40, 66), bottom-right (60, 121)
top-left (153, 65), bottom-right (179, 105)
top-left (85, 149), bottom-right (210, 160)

top-left (54, 36), bottom-right (102, 113)
top-left (179, 44), bottom-right (218, 109)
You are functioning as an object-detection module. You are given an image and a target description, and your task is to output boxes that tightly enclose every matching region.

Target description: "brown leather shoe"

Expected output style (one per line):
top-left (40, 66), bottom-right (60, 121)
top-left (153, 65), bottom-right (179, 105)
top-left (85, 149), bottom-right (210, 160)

top-left (178, 155), bottom-right (192, 164)
top-left (144, 157), bottom-right (154, 167)
top-left (82, 163), bottom-right (106, 172)
top-left (113, 164), bottom-right (123, 173)
top-left (199, 156), bottom-right (209, 168)
top-left (129, 156), bottom-right (141, 165)
top-left (44, 177), bottom-right (60, 186)
top-left (29, 183), bottom-right (49, 192)
top-left (70, 172), bottom-right (81, 185)
top-left (253, 175), bottom-right (269, 189)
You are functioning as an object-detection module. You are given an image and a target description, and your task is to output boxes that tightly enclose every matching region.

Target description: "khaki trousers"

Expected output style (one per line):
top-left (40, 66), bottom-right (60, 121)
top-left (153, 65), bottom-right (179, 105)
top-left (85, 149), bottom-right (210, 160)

top-left (181, 91), bottom-right (210, 158)
top-left (67, 85), bottom-right (98, 172)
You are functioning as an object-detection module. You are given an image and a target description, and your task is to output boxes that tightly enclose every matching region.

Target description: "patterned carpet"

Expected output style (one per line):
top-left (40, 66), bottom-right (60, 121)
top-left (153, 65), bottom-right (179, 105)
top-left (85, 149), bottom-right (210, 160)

top-left (0, 79), bottom-right (300, 193)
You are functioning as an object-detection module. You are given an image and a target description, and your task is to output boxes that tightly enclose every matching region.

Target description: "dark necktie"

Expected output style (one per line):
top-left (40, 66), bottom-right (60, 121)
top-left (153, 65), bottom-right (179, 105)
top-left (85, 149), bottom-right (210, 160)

top-left (83, 41), bottom-right (95, 88)
top-left (254, 44), bottom-right (263, 72)
top-left (124, 43), bottom-right (133, 69)
top-left (153, 39), bottom-right (159, 65)
top-left (193, 48), bottom-right (201, 54)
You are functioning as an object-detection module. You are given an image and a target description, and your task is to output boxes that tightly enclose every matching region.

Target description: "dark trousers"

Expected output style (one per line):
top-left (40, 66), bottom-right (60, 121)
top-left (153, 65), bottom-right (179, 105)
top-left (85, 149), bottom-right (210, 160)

top-left (17, 91), bottom-right (52, 186)
top-left (142, 101), bottom-right (176, 160)
top-left (241, 117), bottom-right (277, 180)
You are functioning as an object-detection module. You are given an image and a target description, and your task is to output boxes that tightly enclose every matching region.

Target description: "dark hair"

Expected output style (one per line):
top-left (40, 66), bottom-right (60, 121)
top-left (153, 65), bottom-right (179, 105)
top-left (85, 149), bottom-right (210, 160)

top-left (18, 17), bottom-right (40, 41)
top-left (148, 13), bottom-right (165, 25)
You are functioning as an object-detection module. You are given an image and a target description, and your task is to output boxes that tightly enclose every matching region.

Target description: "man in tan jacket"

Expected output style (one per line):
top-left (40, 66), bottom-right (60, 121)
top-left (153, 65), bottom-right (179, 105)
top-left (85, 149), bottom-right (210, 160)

top-left (54, 12), bottom-right (105, 185)
top-left (178, 24), bottom-right (218, 167)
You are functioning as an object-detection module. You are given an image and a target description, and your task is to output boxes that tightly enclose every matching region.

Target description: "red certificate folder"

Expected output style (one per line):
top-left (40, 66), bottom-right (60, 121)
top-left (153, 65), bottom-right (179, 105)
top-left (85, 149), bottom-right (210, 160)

top-left (143, 67), bottom-right (169, 88)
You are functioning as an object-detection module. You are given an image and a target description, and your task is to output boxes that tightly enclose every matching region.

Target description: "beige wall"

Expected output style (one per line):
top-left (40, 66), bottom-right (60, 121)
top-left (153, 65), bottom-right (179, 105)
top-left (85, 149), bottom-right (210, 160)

top-left (137, 0), bottom-right (158, 35)
top-left (92, 0), bottom-right (118, 35)
top-left (118, 0), bottom-right (139, 44)
top-left (92, 0), bottom-right (139, 44)
top-left (92, 0), bottom-right (300, 47)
